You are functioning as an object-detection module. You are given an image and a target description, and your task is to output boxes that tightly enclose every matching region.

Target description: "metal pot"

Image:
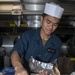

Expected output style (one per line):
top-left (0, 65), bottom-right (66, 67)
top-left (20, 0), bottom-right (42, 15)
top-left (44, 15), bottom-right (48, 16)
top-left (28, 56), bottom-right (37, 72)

top-left (26, 15), bottom-right (42, 27)
top-left (23, 0), bottom-right (51, 3)
top-left (27, 20), bottom-right (42, 27)
top-left (60, 43), bottom-right (70, 55)
top-left (27, 15), bottom-right (41, 20)
top-left (24, 4), bottom-right (45, 11)
top-left (68, 44), bottom-right (75, 57)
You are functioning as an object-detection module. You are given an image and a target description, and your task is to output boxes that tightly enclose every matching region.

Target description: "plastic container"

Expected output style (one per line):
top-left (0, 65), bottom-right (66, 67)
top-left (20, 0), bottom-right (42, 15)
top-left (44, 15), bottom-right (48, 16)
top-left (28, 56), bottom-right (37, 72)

top-left (0, 67), bottom-right (15, 75)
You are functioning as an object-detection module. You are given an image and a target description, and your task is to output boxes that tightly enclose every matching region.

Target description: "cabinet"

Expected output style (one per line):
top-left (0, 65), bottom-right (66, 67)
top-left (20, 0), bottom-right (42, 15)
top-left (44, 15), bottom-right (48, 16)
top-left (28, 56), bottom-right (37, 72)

top-left (58, 57), bottom-right (75, 74)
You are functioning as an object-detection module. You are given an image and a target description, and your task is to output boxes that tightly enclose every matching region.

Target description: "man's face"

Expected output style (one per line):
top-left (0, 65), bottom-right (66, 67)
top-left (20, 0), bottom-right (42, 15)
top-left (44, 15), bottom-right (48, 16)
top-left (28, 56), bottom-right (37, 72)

top-left (41, 15), bottom-right (60, 35)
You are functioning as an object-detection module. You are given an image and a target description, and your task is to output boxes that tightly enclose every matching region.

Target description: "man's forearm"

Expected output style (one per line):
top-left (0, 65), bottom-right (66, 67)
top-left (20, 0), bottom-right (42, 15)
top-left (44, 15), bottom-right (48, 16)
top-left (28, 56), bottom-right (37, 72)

top-left (10, 51), bottom-right (24, 70)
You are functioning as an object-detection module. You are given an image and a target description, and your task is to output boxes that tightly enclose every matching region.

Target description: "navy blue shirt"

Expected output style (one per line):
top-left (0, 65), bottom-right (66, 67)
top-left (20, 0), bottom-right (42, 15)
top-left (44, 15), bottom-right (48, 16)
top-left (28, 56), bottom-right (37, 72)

top-left (9, 28), bottom-right (62, 73)
top-left (10, 28), bottom-right (62, 63)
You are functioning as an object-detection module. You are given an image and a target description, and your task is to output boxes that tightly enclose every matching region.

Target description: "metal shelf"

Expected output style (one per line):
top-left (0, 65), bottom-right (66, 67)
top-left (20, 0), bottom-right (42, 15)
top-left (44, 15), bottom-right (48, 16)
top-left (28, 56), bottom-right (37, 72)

top-left (22, 10), bottom-right (43, 15)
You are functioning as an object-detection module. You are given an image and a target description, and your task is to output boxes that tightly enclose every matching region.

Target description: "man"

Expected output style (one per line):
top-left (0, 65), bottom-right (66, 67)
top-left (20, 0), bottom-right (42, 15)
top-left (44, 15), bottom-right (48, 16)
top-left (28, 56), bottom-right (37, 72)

top-left (9, 2), bottom-right (64, 75)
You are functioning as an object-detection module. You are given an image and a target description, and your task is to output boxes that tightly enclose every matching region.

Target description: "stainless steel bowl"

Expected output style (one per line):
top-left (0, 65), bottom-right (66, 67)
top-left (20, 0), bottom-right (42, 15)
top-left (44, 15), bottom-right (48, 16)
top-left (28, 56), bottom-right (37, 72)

top-left (23, 0), bottom-right (51, 3)
top-left (24, 4), bottom-right (45, 11)
top-left (26, 15), bottom-right (42, 27)
top-left (27, 15), bottom-right (41, 20)
top-left (27, 20), bottom-right (42, 27)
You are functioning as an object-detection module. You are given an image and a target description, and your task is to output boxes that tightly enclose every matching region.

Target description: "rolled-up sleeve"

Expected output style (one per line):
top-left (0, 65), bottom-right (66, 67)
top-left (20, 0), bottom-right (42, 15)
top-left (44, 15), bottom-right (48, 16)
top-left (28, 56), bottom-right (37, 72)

top-left (8, 32), bottom-right (29, 57)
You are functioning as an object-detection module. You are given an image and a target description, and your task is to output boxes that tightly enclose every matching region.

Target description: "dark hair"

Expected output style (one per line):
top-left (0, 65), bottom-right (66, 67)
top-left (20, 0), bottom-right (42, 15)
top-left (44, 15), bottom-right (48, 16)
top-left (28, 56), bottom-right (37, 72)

top-left (42, 13), bottom-right (48, 18)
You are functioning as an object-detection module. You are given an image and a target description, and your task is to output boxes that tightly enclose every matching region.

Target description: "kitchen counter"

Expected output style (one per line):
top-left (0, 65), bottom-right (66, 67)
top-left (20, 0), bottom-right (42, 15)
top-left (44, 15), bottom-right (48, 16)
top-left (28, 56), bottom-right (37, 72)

top-left (0, 67), bottom-right (71, 75)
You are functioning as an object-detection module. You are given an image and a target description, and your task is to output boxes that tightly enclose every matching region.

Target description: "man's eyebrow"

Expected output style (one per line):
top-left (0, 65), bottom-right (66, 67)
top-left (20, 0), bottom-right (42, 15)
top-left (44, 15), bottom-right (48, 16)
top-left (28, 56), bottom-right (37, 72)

top-left (47, 19), bottom-right (51, 22)
top-left (47, 19), bottom-right (59, 24)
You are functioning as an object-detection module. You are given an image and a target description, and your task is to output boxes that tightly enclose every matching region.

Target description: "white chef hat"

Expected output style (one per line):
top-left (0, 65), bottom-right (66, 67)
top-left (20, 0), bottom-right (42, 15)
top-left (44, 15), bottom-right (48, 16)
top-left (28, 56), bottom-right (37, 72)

top-left (44, 2), bottom-right (64, 19)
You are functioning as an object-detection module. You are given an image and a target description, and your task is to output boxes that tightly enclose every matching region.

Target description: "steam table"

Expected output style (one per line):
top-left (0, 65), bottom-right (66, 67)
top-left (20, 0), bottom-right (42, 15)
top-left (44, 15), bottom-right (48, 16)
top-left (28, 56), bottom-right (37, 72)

top-left (0, 67), bottom-right (70, 75)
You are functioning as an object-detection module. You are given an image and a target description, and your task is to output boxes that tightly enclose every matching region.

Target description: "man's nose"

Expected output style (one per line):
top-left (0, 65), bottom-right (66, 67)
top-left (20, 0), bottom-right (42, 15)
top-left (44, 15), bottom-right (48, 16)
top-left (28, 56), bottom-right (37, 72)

top-left (49, 23), bottom-right (53, 28)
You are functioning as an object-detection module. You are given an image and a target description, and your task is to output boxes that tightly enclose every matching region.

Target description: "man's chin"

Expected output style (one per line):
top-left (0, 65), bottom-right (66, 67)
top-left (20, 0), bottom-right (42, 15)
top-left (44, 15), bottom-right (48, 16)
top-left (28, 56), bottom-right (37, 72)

top-left (46, 31), bottom-right (53, 34)
top-left (46, 32), bottom-right (52, 35)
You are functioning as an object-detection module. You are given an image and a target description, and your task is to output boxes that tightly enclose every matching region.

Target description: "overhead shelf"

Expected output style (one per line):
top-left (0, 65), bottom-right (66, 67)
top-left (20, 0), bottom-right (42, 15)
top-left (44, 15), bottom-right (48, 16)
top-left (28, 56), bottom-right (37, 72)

top-left (0, 1), bottom-right (22, 15)
top-left (22, 10), bottom-right (43, 15)
top-left (0, 10), bottom-right (11, 14)
top-left (0, 0), bottom-right (20, 2)
top-left (0, 0), bottom-right (75, 15)
top-left (0, 10), bottom-right (75, 16)
top-left (0, 9), bottom-right (43, 15)
top-left (22, 0), bottom-right (54, 3)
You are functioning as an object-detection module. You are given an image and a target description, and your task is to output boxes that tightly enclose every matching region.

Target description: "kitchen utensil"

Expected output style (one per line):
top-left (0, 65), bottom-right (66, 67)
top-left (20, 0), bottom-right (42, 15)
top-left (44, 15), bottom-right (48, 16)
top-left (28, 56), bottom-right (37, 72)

top-left (24, 4), bottom-right (44, 11)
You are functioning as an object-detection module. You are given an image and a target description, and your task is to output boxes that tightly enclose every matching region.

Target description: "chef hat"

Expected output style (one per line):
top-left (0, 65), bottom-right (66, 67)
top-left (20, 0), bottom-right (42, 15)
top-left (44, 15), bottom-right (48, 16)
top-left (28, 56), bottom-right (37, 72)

top-left (44, 2), bottom-right (64, 19)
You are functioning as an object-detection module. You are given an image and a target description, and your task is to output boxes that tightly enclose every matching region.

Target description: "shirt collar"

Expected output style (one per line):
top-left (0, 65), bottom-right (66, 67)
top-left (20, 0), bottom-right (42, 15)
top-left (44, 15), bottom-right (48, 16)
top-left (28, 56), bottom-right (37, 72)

top-left (32, 28), bottom-right (41, 40)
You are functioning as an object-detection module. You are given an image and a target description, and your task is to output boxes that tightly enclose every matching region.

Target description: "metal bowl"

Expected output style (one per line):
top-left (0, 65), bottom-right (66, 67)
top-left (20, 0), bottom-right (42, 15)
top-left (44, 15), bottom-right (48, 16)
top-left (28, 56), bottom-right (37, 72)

top-left (27, 15), bottom-right (41, 20)
top-left (26, 15), bottom-right (42, 27)
top-left (23, 0), bottom-right (51, 3)
top-left (27, 20), bottom-right (42, 27)
top-left (24, 4), bottom-right (45, 11)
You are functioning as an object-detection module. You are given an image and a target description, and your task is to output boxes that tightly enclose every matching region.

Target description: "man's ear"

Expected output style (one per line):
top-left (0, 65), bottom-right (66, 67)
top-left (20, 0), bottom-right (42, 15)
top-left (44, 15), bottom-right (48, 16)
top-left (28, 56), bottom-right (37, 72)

top-left (40, 16), bottom-right (43, 22)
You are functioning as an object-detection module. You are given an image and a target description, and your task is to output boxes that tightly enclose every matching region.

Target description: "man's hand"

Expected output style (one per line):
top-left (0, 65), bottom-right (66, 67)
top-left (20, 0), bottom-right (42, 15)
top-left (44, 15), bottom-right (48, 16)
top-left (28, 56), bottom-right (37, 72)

top-left (39, 70), bottom-right (52, 75)
top-left (15, 67), bottom-right (29, 75)
top-left (10, 51), bottom-right (29, 75)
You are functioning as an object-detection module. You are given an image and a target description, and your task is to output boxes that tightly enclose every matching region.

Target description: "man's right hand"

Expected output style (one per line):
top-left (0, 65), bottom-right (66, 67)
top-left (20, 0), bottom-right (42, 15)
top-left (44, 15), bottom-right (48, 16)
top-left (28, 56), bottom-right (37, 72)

top-left (15, 67), bottom-right (29, 75)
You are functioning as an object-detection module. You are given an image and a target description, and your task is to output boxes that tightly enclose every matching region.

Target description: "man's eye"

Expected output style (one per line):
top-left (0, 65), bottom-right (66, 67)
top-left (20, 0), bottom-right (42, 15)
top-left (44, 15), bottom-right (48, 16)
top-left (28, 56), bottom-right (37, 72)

top-left (47, 20), bottom-right (51, 24)
top-left (53, 24), bottom-right (58, 26)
